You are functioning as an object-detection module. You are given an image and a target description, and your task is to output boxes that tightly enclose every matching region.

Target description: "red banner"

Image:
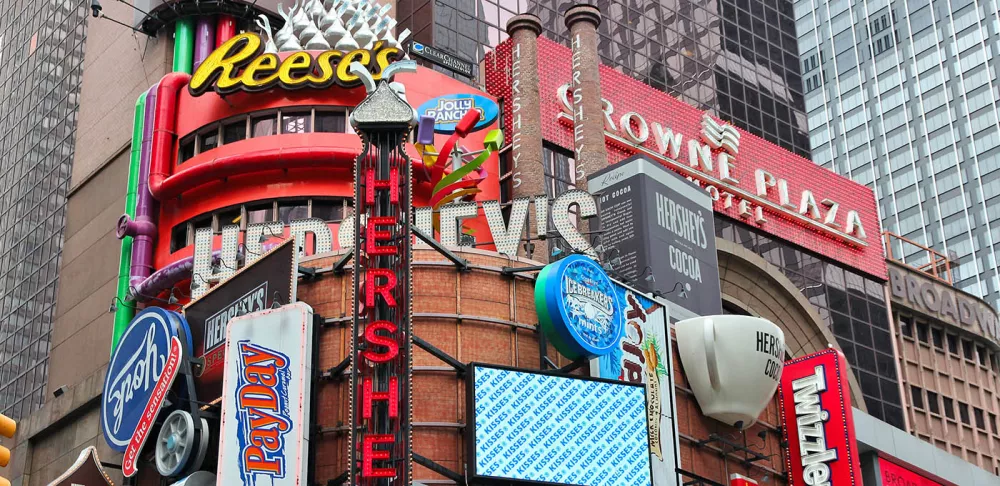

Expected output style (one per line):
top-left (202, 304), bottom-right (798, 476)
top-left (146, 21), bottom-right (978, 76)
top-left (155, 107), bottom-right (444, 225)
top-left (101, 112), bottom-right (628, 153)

top-left (879, 458), bottom-right (944, 486)
top-left (779, 349), bottom-right (861, 486)
top-left (122, 336), bottom-right (182, 477)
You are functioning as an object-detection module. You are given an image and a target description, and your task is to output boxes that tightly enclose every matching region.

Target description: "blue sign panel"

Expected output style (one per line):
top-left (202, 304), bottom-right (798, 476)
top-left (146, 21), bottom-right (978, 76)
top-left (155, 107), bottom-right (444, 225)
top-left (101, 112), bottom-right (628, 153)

top-left (101, 307), bottom-right (188, 452)
top-left (469, 365), bottom-right (652, 485)
top-left (536, 254), bottom-right (624, 359)
top-left (417, 94), bottom-right (499, 134)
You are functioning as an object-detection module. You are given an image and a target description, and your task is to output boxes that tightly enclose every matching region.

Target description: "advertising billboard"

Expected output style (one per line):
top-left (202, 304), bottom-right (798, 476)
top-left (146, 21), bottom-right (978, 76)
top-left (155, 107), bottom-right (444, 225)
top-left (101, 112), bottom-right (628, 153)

top-left (467, 364), bottom-right (652, 485)
top-left (184, 238), bottom-right (298, 399)
top-left (779, 349), bottom-right (861, 486)
top-left (879, 457), bottom-right (944, 486)
top-left (591, 155), bottom-right (722, 318)
top-left (217, 302), bottom-right (314, 486)
top-left (592, 282), bottom-right (680, 486)
top-left (485, 38), bottom-right (887, 280)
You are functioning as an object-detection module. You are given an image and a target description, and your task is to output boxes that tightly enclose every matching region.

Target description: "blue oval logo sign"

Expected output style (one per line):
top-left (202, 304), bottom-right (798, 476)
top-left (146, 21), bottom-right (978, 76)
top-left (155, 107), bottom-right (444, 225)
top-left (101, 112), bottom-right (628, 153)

top-left (417, 94), bottom-right (499, 134)
top-left (536, 255), bottom-right (624, 359)
top-left (101, 307), bottom-right (187, 452)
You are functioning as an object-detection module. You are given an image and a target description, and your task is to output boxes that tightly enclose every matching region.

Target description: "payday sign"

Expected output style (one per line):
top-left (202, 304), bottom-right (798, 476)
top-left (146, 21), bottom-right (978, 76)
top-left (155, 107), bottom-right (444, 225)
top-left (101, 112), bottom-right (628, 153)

top-left (188, 32), bottom-right (403, 96)
top-left (779, 349), bottom-right (861, 486)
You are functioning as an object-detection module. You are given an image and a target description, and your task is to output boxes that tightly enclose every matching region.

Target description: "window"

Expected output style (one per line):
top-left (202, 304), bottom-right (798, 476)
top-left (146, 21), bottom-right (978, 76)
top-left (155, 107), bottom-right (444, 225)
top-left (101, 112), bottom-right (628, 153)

top-left (990, 413), bottom-right (997, 434)
top-left (899, 315), bottom-right (913, 337)
top-left (931, 327), bottom-right (943, 348)
top-left (978, 346), bottom-right (987, 366)
top-left (278, 200), bottom-right (308, 224)
top-left (960, 402), bottom-right (971, 425)
top-left (311, 200), bottom-right (344, 222)
top-left (246, 203), bottom-right (274, 224)
top-left (199, 128), bottom-right (218, 152)
top-left (910, 385), bottom-right (924, 409)
top-left (178, 136), bottom-right (196, 164)
top-left (282, 111), bottom-right (311, 134)
top-left (947, 333), bottom-right (958, 354)
top-left (223, 119), bottom-right (247, 144)
top-left (917, 323), bottom-right (929, 344)
top-left (964, 339), bottom-right (975, 360)
top-left (315, 111), bottom-right (347, 133)
top-left (169, 223), bottom-right (188, 253)
top-left (927, 391), bottom-right (939, 414)
top-left (252, 114), bottom-right (276, 137)
top-left (975, 407), bottom-right (986, 429)
top-left (217, 208), bottom-right (241, 229)
top-left (944, 397), bottom-right (955, 419)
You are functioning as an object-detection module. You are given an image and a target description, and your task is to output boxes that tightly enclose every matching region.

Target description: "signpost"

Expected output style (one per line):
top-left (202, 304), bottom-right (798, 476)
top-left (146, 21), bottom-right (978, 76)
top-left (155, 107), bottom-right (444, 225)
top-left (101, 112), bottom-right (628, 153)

top-left (410, 41), bottom-right (475, 78)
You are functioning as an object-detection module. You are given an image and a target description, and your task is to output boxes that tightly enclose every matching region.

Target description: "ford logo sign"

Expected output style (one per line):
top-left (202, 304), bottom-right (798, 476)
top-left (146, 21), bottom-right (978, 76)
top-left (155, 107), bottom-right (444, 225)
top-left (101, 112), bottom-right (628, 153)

top-left (101, 307), bottom-right (188, 452)
top-left (417, 94), bottom-right (499, 134)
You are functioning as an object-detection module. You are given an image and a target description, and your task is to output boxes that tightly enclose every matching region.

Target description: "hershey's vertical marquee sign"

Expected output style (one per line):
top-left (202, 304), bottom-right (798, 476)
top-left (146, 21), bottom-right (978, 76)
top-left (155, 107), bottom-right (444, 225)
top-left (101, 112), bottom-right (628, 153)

top-left (348, 71), bottom-right (416, 483)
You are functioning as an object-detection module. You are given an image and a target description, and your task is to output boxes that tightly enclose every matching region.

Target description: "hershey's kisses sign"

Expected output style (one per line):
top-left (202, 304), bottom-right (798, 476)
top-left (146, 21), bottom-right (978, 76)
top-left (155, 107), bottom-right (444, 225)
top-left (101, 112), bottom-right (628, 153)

top-left (188, 32), bottom-right (403, 96)
top-left (555, 87), bottom-right (868, 248)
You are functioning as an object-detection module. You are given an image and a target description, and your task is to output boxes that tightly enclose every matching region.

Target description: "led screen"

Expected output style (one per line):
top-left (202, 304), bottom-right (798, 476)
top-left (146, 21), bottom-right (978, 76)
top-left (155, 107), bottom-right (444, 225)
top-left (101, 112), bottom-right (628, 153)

top-left (469, 365), bottom-right (652, 485)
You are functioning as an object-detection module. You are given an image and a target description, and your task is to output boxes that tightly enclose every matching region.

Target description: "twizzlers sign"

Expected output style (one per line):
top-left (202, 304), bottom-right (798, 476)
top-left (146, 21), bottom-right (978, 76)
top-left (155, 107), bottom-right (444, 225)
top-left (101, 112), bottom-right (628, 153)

top-left (779, 349), bottom-right (862, 486)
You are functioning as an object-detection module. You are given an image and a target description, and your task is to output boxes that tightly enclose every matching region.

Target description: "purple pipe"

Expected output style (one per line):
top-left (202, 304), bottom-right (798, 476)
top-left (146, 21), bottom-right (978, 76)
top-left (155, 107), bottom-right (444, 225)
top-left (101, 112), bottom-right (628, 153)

top-left (121, 83), bottom-right (159, 289)
top-left (193, 17), bottom-right (216, 70)
top-left (133, 243), bottom-right (282, 301)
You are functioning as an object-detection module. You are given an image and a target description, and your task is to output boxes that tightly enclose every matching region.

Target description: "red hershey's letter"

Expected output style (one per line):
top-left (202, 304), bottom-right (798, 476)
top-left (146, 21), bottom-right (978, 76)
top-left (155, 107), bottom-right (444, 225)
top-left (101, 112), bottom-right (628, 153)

top-left (362, 376), bottom-right (399, 418)
top-left (362, 434), bottom-right (396, 478)
top-left (366, 216), bottom-right (399, 255)
top-left (365, 268), bottom-right (397, 307)
top-left (361, 320), bottom-right (399, 362)
top-left (366, 170), bottom-right (399, 205)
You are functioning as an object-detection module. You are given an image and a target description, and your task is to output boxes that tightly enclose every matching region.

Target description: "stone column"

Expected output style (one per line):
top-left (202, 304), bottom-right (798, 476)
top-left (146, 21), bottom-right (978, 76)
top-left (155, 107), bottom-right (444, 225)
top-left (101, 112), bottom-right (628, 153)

top-left (506, 14), bottom-right (548, 260)
top-left (564, 4), bottom-right (608, 188)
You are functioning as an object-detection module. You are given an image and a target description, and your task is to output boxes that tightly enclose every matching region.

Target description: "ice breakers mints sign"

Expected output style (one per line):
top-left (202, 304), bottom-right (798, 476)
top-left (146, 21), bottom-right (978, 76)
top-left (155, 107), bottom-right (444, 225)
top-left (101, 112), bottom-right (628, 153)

top-left (218, 303), bottom-right (313, 486)
top-left (469, 365), bottom-right (652, 485)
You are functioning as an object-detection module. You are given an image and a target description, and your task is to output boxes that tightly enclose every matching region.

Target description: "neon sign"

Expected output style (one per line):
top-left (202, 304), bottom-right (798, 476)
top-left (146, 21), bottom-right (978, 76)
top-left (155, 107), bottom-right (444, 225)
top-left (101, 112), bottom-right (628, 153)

top-left (189, 33), bottom-right (402, 97)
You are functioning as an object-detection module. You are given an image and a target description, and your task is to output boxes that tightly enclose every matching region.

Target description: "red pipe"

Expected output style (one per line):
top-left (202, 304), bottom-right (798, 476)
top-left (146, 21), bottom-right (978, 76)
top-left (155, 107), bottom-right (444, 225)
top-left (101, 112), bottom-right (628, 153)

top-left (149, 72), bottom-right (192, 201)
top-left (216, 15), bottom-right (236, 47)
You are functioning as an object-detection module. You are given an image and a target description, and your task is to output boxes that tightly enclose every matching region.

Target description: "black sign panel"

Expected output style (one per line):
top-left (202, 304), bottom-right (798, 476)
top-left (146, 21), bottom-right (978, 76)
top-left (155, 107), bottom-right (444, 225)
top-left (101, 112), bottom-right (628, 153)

top-left (410, 41), bottom-right (475, 78)
top-left (591, 155), bottom-right (722, 317)
top-left (183, 238), bottom-right (297, 399)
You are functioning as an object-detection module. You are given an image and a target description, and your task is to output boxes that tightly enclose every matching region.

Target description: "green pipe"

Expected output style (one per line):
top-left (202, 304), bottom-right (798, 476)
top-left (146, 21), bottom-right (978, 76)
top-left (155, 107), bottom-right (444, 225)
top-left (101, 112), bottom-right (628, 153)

top-left (112, 91), bottom-right (147, 354)
top-left (173, 18), bottom-right (195, 74)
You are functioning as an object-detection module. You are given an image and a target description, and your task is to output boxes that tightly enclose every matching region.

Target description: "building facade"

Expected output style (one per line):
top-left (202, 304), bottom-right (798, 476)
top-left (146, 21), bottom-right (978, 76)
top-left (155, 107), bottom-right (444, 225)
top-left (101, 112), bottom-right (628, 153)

top-left (395, 0), bottom-right (810, 157)
top-left (0, 0), bottom-right (88, 420)
top-left (794, 0), bottom-right (1000, 308)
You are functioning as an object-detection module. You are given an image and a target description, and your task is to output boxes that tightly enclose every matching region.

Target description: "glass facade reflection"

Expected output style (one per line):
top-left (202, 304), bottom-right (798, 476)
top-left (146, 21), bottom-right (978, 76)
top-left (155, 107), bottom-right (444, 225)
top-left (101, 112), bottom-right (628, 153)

top-left (796, 0), bottom-right (1000, 309)
top-left (395, 0), bottom-right (810, 156)
top-left (717, 217), bottom-right (906, 428)
top-left (0, 0), bottom-right (86, 419)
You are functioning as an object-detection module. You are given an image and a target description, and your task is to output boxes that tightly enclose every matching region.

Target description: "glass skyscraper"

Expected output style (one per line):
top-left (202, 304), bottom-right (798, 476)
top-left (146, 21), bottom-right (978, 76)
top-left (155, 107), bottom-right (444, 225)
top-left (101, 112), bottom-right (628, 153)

top-left (795, 0), bottom-right (1000, 308)
top-left (0, 0), bottom-right (86, 419)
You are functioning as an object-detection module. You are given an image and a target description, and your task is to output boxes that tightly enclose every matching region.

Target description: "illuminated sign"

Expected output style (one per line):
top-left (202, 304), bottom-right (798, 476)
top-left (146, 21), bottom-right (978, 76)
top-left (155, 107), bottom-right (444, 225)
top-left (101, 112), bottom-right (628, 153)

top-left (188, 33), bottom-right (402, 96)
top-left (100, 307), bottom-right (188, 477)
top-left (779, 349), bottom-right (861, 486)
top-left (536, 254), bottom-right (624, 359)
top-left (467, 365), bottom-right (652, 485)
top-left (348, 79), bottom-right (414, 484)
top-left (593, 282), bottom-right (680, 486)
top-left (417, 94), bottom-right (499, 133)
top-left (185, 238), bottom-right (297, 400)
top-left (879, 458), bottom-right (943, 486)
top-left (218, 303), bottom-right (313, 486)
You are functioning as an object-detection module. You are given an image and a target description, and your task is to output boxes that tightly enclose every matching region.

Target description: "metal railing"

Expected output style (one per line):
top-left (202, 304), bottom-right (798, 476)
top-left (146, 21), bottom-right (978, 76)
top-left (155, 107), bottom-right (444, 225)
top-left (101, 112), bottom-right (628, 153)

top-left (883, 231), bottom-right (953, 285)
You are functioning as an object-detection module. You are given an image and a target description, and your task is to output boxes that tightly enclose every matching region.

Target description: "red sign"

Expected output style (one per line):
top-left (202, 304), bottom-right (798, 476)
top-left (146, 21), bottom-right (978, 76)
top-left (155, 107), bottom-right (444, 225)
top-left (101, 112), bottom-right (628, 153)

top-left (779, 349), bottom-right (861, 486)
top-left (122, 336), bottom-right (182, 477)
top-left (349, 101), bottom-right (412, 483)
top-left (879, 458), bottom-right (945, 486)
top-left (485, 38), bottom-right (887, 280)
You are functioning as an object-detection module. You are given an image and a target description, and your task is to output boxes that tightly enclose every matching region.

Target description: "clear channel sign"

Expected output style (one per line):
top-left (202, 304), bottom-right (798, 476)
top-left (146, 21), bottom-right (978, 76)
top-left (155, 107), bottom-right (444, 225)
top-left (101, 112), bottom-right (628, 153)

top-left (467, 365), bottom-right (652, 485)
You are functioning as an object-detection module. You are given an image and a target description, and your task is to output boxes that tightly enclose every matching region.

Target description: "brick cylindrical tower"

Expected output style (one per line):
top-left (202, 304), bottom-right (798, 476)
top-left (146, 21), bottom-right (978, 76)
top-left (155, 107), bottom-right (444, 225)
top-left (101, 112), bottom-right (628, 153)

top-left (563, 4), bottom-right (608, 189)
top-left (506, 14), bottom-right (548, 260)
